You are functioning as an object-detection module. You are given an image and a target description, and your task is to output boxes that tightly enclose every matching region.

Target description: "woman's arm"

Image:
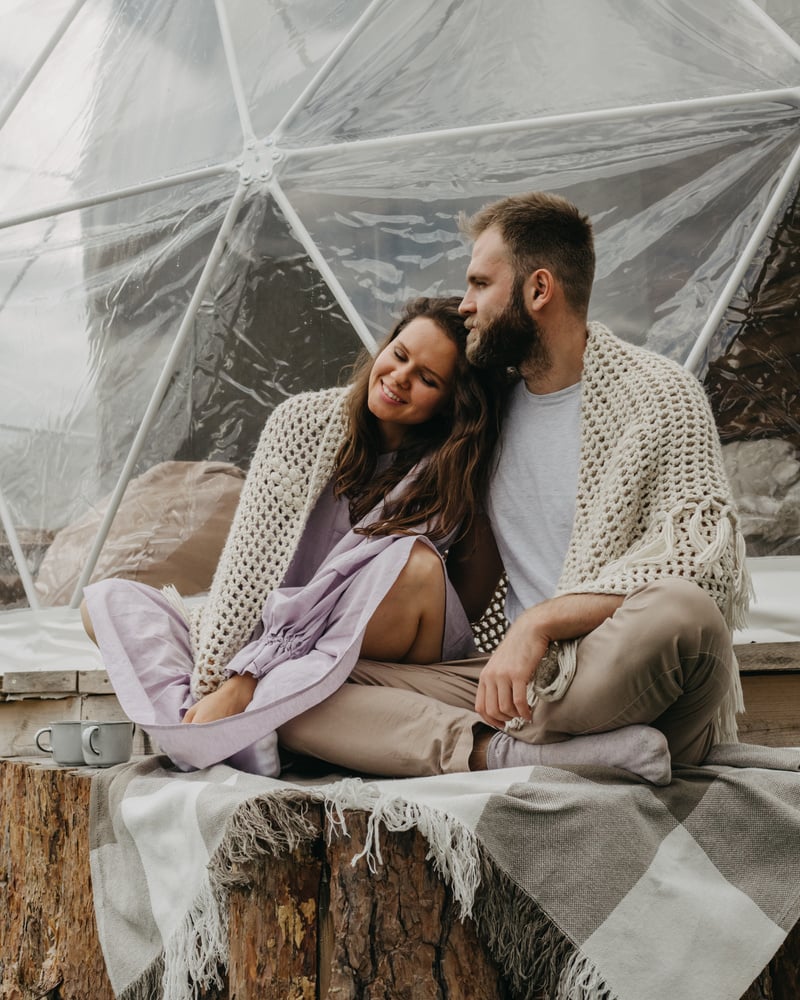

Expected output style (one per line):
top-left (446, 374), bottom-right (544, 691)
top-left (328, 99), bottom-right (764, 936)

top-left (446, 512), bottom-right (504, 622)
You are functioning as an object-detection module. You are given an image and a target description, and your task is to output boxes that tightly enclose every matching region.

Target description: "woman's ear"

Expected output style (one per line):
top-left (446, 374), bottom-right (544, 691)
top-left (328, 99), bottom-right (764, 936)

top-left (528, 268), bottom-right (555, 312)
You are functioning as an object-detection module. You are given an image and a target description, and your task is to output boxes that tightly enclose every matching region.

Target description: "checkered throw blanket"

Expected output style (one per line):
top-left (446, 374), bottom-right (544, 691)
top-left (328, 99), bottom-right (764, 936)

top-left (89, 744), bottom-right (800, 1000)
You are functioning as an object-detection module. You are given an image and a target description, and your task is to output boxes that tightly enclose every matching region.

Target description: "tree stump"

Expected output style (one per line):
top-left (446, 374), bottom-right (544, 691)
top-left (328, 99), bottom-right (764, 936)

top-left (1, 758), bottom-right (799, 999)
top-left (227, 808), bottom-right (511, 999)
top-left (0, 759), bottom-right (114, 1000)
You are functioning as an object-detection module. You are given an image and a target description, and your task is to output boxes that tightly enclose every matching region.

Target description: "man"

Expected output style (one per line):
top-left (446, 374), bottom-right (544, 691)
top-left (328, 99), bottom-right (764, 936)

top-left (278, 191), bottom-right (749, 784)
top-left (453, 189), bottom-right (749, 770)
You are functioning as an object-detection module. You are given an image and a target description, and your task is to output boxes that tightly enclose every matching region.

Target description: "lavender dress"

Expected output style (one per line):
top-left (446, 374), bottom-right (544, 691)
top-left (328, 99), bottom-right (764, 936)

top-left (84, 471), bottom-right (476, 776)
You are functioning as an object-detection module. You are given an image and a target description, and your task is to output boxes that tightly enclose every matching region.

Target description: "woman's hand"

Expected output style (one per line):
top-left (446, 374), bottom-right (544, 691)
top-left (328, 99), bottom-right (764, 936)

top-left (183, 673), bottom-right (258, 724)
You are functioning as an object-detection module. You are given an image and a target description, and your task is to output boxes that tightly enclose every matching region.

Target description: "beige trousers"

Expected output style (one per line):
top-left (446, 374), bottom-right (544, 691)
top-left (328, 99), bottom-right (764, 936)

top-left (277, 578), bottom-right (735, 776)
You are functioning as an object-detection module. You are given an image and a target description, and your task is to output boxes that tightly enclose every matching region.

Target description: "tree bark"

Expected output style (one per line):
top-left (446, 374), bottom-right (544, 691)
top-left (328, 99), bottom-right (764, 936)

top-left (227, 804), bottom-right (324, 999)
top-left (0, 759), bottom-right (114, 1000)
top-left (227, 808), bottom-right (511, 999)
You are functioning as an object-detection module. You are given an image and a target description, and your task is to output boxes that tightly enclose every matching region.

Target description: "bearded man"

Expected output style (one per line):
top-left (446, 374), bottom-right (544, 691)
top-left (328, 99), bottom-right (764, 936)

top-left (278, 192), bottom-right (749, 786)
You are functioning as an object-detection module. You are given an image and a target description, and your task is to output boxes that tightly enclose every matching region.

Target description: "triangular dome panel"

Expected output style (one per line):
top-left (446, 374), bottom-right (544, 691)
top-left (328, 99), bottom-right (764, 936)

top-left (280, 100), bottom-right (799, 354)
top-left (0, 0), bottom-right (243, 219)
top-left (280, 0), bottom-right (800, 146)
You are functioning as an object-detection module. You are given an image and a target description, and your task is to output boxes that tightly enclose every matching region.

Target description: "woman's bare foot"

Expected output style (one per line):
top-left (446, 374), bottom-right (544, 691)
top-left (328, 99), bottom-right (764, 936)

top-left (183, 674), bottom-right (258, 724)
top-left (482, 724), bottom-right (672, 785)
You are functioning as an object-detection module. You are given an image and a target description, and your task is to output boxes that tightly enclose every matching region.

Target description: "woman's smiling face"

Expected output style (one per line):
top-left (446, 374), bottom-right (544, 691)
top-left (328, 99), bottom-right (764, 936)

top-left (367, 316), bottom-right (458, 450)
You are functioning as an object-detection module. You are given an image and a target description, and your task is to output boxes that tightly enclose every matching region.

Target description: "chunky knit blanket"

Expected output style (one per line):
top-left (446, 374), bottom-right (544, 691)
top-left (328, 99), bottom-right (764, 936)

top-left (89, 745), bottom-right (800, 1000)
top-left (189, 387), bottom-right (349, 698)
top-left (189, 324), bottom-right (748, 739)
top-left (539, 323), bottom-right (750, 741)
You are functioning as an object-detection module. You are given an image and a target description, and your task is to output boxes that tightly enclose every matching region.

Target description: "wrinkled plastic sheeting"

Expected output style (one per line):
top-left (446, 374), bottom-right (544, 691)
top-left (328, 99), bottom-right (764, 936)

top-left (281, 103), bottom-right (799, 352)
top-left (0, 0), bottom-right (799, 609)
top-left (705, 183), bottom-right (800, 557)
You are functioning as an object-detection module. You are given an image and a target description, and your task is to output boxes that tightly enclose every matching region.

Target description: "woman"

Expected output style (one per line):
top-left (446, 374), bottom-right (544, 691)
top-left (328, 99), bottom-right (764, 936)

top-left (83, 297), bottom-right (505, 776)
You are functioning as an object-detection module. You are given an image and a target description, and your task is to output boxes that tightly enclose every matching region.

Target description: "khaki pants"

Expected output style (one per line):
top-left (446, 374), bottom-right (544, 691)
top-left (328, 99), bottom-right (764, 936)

top-left (278, 578), bottom-right (734, 776)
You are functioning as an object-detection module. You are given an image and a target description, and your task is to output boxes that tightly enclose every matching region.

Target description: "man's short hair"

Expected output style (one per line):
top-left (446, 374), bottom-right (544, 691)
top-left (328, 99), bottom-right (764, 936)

top-left (460, 192), bottom-right (595, 316)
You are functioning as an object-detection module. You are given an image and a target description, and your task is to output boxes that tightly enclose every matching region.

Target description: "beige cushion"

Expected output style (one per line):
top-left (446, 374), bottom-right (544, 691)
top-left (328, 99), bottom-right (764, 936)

top-left (35, 461), bottom-right (245, 606)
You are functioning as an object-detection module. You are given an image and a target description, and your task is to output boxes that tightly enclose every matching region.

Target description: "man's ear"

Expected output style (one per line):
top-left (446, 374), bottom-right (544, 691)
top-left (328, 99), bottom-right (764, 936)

top-left (527, 268), bottom-right (555, 312)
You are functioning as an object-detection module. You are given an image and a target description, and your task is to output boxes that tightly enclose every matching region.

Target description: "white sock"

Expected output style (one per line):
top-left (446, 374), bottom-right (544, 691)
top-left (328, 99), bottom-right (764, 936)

top-left (486, 724), bottom-right (672, 785)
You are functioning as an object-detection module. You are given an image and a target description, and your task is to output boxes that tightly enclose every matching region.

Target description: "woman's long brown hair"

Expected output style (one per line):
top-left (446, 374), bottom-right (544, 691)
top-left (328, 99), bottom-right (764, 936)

top-left (333, 296), bottom-right (507, 543)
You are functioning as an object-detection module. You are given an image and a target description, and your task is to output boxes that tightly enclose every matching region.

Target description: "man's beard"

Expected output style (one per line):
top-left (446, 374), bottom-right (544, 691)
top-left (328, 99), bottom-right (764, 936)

top-left (466, 276), bottom-right (550, 375)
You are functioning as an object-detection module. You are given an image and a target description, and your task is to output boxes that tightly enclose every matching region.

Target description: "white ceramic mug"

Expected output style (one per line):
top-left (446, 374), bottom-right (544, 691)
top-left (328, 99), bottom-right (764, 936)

top-left (35, 720), bottom-right (87, 766)
top-left (81, 720), bottom-right (134, 767)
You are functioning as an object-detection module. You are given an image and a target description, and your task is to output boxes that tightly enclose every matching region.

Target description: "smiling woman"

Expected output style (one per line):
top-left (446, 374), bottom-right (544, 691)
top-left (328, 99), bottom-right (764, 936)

top-left (81, 295), bottom-right (508, 776)
top-left (367, 316), bottom-right (458, 449)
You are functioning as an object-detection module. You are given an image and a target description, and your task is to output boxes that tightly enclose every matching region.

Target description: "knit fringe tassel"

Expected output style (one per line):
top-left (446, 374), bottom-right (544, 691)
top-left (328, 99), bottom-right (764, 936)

top-left (524, 501), bottom-right (752, 740)
top-left (160, 584), bottom-right (191, 627)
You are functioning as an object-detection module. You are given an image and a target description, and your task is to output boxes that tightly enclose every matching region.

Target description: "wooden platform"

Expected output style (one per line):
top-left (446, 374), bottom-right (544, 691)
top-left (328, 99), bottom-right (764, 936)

top-left (736, 642), bottom-right (800, 747)
top-left (2, 642), bottom-right (798, 758)
top-left (0, 669), bottom-right (154, 758)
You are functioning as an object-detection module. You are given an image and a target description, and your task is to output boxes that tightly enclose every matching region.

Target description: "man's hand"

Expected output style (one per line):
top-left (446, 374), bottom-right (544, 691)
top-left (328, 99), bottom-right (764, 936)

top-left (476, 617), bottom-right (550, 727)
top-left (183, 673), bottom-right (258, 724)
top-left (475, 592), bottom-right (625, 728)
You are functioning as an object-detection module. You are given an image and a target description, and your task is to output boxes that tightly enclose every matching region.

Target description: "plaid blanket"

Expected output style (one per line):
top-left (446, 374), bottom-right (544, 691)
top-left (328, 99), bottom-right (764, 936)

top-left (89, 744), bottom-right (800, 1000)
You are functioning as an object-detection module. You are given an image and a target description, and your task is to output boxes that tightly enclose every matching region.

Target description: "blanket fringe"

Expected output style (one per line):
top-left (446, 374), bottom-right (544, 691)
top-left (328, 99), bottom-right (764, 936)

top-left (557, 950), bottom-right (618, 1000)
top-left (142, 779), bottom-right (624, 1000)
top-left (323, 780), bottom-right (621, 1000)
top-left (472, 851), bottom-right (620, 1000)
top-left (117, 954), bottom-right (165, 1000)
top-left (161, 878), bottom-right (227, 1000)
top-left (208, 789), bottom-right (322, 889)
top-left (322, 778), bottom-right (481, 918)
top-left (153, 789), bottom-right (323, 1000)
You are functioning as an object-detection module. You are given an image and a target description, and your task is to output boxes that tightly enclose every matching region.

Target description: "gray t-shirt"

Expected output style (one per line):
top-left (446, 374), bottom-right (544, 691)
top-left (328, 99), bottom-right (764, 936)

top-left (487, 379), bottom-right (582, 622)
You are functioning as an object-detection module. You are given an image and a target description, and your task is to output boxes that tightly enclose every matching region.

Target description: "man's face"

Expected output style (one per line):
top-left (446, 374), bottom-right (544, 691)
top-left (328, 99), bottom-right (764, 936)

top-left (459, 226), bottom-right (545, 371)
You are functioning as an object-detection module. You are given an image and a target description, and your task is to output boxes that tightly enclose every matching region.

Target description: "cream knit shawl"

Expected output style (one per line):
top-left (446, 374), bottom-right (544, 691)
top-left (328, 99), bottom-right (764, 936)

top-left (532, 322), bottom-right (750, 742)
top-left (189, 387), bottom-right (350, 698)
top-left (189, 323), bottom-right (749, 740)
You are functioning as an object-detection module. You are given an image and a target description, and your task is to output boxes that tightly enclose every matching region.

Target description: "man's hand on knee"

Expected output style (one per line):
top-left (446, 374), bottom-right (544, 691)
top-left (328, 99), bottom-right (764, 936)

top-left (476, 621), bottom-right (549, 727)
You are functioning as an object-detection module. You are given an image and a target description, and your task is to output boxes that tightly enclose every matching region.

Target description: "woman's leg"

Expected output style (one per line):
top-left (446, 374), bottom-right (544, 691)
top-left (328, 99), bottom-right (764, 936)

top-left (80, 597), bottom-right (97, 644)
top-left (360, 540), bottom-right (446, 663)
top-left (83, 579), bottom-right (196, 724)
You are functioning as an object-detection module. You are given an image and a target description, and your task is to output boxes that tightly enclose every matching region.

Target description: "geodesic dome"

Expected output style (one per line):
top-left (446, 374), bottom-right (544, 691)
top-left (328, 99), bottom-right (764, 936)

top-left (1, 0), bottom-right (799, 646)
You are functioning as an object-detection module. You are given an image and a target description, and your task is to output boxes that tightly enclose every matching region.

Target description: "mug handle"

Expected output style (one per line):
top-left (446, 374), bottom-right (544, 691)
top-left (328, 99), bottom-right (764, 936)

top-left (34, 727), bottom-right (53, 753)
top-left (82, 725), bottom-right (101, 757)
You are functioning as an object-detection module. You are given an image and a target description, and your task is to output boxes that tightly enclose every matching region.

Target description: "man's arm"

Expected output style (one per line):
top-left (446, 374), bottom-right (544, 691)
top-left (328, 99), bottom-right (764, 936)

top-left (446, 513), bottom-right (504, 622)
top-left (476, 592), bottom-right (623, 728)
